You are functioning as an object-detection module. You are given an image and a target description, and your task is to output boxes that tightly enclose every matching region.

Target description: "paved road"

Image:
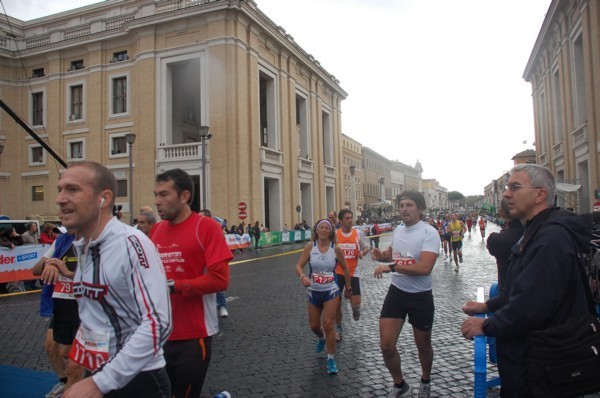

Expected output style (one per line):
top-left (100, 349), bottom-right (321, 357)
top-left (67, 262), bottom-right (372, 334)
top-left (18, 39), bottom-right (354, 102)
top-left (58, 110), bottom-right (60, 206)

top-left (0, 223), bottom-right (534, 396)
top-left (203, 225), bottom-right (501, 397)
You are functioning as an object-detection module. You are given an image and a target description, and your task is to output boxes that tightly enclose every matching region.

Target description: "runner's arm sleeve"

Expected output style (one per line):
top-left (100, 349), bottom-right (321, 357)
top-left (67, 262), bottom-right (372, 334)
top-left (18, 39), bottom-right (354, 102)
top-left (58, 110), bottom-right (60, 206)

top-left (174, 259), bottom-right (230, 296)
top-left (92, 237), bottom-right (172, 394)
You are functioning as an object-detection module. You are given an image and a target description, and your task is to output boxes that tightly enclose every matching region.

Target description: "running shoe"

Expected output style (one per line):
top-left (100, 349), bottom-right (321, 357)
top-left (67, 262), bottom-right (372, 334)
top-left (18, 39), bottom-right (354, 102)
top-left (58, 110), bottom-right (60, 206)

top-left (459, 254), bottom-right (463, 263)
top-left (219, 307), bottom-right (229, 318)
top-left (45, 382), bottom-right (66, 398)
top-left (335, 326), bottom-right (342, 341)
top-left (326, 358), bottom-right (338, 374)
top-left (315, 338), bottom-right (326, 353)
top-left (352, 308), bottom-right (361, 321)
top-left (388, 382), bottom-right (411, 397)
top-left (454, 266), bottom-right (459, 272)
top-left (418, 380), bottom-right (431, 398)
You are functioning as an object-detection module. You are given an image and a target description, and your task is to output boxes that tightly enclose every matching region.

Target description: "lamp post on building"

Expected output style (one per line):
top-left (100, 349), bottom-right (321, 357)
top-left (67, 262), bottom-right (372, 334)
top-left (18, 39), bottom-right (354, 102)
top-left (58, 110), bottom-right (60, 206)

top-left (349, 165), bottom-right (357, 223)
top-left (199, 125), bottom-right (212, 210)
top-left (125, 133), bottom-right (136, 226)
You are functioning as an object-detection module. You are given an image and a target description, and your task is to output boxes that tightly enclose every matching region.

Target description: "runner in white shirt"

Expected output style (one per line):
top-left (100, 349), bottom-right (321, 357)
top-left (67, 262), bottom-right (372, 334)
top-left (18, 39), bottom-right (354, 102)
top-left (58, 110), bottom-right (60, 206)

top-left (57, 162), bottom-right (172, 398)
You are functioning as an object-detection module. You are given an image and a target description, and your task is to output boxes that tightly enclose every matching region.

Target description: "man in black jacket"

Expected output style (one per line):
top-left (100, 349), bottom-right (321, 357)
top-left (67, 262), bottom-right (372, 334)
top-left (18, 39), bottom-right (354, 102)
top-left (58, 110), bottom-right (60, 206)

top-left (461, 164), bottom-right (592, 397)
top-left (486, 198), bottom-right (523, 292)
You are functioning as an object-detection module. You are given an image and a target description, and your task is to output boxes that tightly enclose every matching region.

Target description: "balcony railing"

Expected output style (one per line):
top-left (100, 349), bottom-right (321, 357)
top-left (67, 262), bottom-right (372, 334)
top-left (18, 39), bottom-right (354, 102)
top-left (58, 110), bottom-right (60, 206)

top-left (298, 157), bottom-right (313, 172)
top-left (261, 147), bottom-right (283, 164)
top-left (571, 124), bottom-right (587, 148)
top-left (157, 143), bottom-right (202, 161)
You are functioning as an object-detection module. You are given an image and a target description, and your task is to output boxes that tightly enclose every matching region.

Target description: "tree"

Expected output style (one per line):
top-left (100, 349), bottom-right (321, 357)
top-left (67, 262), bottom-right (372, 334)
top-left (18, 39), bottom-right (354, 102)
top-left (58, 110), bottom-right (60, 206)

top-left (447, 191), bottom-right (465, 201)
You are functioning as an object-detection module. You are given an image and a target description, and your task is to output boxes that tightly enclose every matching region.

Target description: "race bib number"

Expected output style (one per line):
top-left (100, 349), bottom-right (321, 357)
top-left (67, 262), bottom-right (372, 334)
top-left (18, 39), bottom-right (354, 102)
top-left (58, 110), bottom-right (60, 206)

top-left (393, 252), bottom-right (416, 266)
top-left (52, 275), bottom-right (75, 300)
top-left (312, 272), bottom-right (335, 284)
top-left (342, 248), bottom-right (356, 259)
top-left (69, 327), bottom-right (110, 372)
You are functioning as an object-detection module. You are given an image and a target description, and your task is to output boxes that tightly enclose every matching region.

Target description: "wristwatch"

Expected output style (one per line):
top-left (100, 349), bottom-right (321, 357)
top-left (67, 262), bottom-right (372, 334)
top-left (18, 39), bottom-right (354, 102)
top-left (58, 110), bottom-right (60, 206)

top-left (167, 279), bottom-right (175, 294)
top-left (389, 263), bottom-right (395, 272)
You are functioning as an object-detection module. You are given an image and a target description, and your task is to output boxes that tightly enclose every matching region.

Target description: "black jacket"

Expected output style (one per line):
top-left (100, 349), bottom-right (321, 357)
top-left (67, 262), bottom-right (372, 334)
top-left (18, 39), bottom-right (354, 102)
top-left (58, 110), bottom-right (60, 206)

top-left (482, 209), bottom-right (593, 396)
top-left (486, 219), bottom-right (524, 292)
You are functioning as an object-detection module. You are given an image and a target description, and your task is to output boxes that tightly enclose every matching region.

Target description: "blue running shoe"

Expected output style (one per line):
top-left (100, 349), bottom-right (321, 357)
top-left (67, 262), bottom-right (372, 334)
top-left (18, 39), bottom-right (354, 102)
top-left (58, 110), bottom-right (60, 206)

top-left (327, 358), bottom-right (338, 374)
top-left (315, 338), bottom-right (326, 353)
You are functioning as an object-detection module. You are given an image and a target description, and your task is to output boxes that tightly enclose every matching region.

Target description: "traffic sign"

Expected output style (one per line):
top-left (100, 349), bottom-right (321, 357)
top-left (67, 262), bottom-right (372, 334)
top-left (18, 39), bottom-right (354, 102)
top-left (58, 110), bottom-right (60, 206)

top-left (238, 211), bottom-right (248, 220)
top-left (238, 202), bottom-right (247, 211)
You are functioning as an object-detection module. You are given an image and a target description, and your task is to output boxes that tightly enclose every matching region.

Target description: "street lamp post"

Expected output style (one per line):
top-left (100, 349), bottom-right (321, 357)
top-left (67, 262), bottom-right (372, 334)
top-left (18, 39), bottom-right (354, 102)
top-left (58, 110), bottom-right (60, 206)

top-left (125, 133), bottom-right (136, 225)
top-left (349, 165), bottom-right (357, 223)
top-left (199, 126), bottom-right (212, 210)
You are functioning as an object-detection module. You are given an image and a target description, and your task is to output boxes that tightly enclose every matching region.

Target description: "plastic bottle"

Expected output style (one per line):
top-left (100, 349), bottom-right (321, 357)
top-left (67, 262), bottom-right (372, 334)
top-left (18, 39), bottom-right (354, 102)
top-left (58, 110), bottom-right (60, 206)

top-left (214, 392), bottom-right (231, 398)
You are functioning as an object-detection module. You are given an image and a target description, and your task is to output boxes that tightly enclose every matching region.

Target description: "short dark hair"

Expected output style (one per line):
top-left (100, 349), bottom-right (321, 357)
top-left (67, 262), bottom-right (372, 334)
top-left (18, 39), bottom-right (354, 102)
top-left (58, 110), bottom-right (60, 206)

top-left (69, 161), bottom-right (117, 205)
top-left (338, 208), bottom-right (353, 220)
top-left (200, 209), bottom-right (212, 217)
top-left (397, 190), bottom-right (426, 210)
top-left (156, 169), bottom-right (194, 204)
top-left (139, 212), bottom-right (156, 224)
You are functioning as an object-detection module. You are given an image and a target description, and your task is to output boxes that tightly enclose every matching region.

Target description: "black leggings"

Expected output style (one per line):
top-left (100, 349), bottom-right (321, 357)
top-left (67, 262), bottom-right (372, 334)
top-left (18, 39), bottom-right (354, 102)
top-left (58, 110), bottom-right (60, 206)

top-left (164, 336), bottom-right (213, 398)
top-left (104, 367), bottom-right (171, 398)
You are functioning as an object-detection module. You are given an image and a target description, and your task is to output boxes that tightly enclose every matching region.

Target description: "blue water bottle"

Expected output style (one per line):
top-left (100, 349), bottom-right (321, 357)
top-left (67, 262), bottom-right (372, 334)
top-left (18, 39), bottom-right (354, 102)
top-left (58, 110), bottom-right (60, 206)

top-left (214, 392), bottom-right (231, 398)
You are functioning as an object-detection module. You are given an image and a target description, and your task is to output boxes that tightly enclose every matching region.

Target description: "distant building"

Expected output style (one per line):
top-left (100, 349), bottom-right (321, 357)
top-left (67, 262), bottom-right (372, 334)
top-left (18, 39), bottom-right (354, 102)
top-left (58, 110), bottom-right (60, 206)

top-left (511, 149), bottom-right (536, 165)
top-left (422, 179), bottom-right (448, 211)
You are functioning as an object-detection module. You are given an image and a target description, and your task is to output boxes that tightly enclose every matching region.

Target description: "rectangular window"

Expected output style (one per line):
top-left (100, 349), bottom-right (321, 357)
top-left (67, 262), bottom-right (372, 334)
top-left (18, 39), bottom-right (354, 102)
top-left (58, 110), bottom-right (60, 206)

top-left (551, 68), bottom-right (563, 144)
top-left (32, 185), bottom-right (44, 201)
top-left (70, 85), bottom-right (83, 120)
top-left (111, 136), bottom-right (127, 155)
top-left (69, 60), bottom-right (84, 71)
top-left (31, 68), bottom-right (45, 78)
top-left (69, 141), bottom-right (83, 160)
top-left (32, 92), bottom-right (44, 126)
top-left (111, 51), bottom-right (128, 63)
top-left (116, 180), bottom-right (127, 197)
top-left (112, 77), bottom-right (127, 114)
top-left (571, 32), bottom-right (587, 127)
top-left (31, 146), bottom-right (44, 163)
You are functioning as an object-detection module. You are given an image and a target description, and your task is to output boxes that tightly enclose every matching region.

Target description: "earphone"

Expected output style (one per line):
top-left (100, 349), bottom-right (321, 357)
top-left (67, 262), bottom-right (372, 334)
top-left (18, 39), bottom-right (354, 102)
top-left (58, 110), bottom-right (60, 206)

top-left (100, 197), bottom-right (105, 207)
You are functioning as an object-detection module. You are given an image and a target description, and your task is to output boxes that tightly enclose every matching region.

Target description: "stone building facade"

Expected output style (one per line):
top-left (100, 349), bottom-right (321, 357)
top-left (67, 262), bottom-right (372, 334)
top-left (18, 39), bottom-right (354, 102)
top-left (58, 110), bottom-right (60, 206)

top-left (0, 0), bottom-right (347, 228)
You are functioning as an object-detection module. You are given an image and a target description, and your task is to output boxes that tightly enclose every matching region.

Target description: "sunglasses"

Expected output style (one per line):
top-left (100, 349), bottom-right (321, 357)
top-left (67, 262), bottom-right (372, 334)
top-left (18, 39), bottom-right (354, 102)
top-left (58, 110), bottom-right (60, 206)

top-left (504, 183), bottom-right (542, 192)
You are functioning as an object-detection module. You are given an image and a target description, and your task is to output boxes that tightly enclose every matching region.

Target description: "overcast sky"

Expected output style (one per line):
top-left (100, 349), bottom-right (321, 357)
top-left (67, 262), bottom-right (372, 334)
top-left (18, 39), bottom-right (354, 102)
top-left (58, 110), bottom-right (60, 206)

top-left (2, 0), bottom-right (550, 196)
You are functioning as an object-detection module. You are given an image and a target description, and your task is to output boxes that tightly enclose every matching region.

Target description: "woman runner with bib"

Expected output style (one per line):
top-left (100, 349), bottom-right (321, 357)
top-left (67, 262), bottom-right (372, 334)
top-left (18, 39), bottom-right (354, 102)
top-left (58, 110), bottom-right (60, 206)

top-left (296, 219), bottom-right (352, 375)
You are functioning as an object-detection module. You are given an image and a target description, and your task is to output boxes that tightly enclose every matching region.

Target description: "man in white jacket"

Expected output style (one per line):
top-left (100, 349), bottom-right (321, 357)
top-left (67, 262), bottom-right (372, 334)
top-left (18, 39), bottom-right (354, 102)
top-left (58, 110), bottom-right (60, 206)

top-left (57, 161), bottom-right (172, 398)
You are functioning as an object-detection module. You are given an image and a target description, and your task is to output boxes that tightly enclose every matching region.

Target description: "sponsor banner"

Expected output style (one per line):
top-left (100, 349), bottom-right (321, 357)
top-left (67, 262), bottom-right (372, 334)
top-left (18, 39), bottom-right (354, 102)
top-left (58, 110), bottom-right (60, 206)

top-left (378, 223), bottom-right (393, 232)
top-left (225, 233), bottom-right (251, 249)
top-left (259, 231), bottom-right (281, 246)
top-left (281, 230), bottom-right (310, 243)
top-left (0, 244), bottom-right (49, 283)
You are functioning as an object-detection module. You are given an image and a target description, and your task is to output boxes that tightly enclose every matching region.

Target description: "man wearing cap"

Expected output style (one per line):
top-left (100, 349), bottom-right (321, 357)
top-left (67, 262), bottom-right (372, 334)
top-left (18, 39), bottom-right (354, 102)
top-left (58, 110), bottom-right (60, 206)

top-left (372, 190), bottom-right (440, 398)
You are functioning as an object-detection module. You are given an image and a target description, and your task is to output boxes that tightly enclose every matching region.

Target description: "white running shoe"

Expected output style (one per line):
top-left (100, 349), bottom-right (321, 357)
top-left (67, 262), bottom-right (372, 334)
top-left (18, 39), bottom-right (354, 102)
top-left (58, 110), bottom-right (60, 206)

top-left (219, 307), bottom-right (229, 318)
top-left (388, 382), bottom-right (411, 397)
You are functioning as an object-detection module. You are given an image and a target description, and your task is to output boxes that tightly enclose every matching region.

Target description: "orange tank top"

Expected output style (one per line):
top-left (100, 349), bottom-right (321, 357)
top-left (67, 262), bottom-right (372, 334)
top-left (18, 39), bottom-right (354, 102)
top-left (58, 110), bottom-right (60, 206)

top-left (335, 228), bottom-right (360, 277)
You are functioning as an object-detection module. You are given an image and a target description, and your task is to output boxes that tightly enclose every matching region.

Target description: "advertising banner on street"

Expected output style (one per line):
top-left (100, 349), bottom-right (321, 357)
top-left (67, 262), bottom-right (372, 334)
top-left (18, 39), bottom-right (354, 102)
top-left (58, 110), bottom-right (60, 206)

top-left (281, 230), bottom-right (310, 243)
top-left (0, 244), bottom-right (49, 283)
top-left (224, 233), bottom-right (251, 249)
top-left (259, 231), bottom-right (281, 246)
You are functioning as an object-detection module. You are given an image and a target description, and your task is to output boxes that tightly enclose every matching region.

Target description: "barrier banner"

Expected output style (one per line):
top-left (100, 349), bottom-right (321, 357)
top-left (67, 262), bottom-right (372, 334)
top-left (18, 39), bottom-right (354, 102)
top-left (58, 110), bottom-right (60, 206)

top-left (225, 233), bottom-right (251, 249)
top-left (281, 230), bottom-right (310, 243)
top-left (0, 244), bottom-right (49, 283)
top-left (259, 231), bottom-right (281, 246)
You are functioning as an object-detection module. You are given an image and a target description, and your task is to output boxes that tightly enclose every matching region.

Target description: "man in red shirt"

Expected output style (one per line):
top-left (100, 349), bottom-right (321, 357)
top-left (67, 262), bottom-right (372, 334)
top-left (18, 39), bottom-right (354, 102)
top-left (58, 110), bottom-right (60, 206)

top-left (150, 169), bottom-right (232, 397)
